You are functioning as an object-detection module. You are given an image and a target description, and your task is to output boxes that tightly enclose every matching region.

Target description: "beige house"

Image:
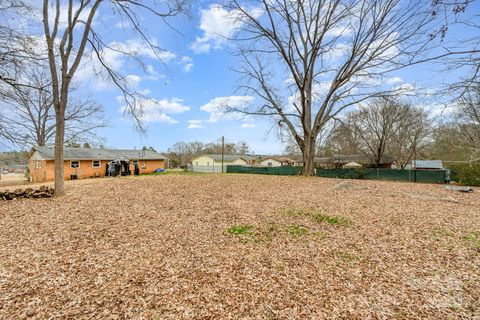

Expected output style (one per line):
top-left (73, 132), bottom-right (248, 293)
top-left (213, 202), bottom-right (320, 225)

top-left (260, 156), bottom-right (296, 167)
top-left (191, 154), bottom-right (255, 173)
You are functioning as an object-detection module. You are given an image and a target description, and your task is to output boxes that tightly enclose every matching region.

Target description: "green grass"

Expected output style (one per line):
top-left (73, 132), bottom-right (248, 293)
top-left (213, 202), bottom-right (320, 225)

top-left (226, 225), bottom-right (255, 235)
top-left (226, 223), bottom-right (317, 243)
top-left (284, 208), bottom-right (311, 216)
top-left (286, 225), bottom-right (310, 237)
top-left (284, 208), bottom-right (352, 226)
top-left (431, 228), bottom-right (456, 240)
top-left (461, 231), bottom-right (480, 246)
top-left (333, 250), bottom-right (362, 262)
top-left (312, 213), bottom-right (351, 226)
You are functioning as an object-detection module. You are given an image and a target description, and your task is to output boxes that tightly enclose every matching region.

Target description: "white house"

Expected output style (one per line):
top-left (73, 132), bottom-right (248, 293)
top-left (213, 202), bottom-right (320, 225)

top-left (190, 154), bottom-right (255, 173)
top-left (260, 156), bottom-right (296, 167)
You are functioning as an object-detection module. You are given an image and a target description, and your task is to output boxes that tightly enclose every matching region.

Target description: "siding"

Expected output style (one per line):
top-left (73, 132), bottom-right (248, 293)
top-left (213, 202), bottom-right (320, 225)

top-left (260, 159), bottom-right (282, 167)
top-left (191, 156), bottom-right (247, 173)
top-left (29, 159), bottom-right (165, 182)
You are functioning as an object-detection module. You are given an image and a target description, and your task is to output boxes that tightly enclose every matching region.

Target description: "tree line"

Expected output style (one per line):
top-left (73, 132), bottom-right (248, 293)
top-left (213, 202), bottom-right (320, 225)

top-left (284, 88), bottom-right (480, 169)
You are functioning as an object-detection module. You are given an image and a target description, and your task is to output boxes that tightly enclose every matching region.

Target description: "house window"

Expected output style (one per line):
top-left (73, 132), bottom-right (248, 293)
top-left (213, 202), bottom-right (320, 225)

top-left (70, 161), bottom-right (80, 168)
top-left (196, 161), bottom-right (198, 166)
top-left (35, 161), bottom-right (43, 168)
top-left (92, 160), bottom-right (101, 168)
top-left (207, 162), bottom-right (210, 166)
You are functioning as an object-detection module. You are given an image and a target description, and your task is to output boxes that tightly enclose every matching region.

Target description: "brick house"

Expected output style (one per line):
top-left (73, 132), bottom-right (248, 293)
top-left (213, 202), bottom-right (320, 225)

top-left (29, 146), bottom-right (167, 183)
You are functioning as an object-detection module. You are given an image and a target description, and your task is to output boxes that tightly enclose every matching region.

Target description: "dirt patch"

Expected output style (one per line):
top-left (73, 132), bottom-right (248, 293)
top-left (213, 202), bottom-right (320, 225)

top-left (0, 175), bottom-right (479, 319)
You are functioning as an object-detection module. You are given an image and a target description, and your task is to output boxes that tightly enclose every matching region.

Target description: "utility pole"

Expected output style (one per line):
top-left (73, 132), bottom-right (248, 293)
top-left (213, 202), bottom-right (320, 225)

top-left (221, 136), bottom-right (225, 173)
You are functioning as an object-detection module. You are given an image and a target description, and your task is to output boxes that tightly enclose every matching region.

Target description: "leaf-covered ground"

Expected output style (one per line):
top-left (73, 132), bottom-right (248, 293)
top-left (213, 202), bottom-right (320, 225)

top-left (1, 174), bottom-right (479, 319)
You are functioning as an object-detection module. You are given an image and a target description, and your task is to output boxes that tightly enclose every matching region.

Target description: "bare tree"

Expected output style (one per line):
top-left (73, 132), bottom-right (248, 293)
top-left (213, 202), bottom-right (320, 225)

top-left (41, 0), bottom-right (187, 195)
top-left (324, 121), bottom-right (363, 156)
top-left (425, 123), bottom-right (471, 161)
top-left (167, 140), bottom-right (253, 167)
top-left (236, 141), bottom-right (251, 154)
top-left (425, 1), bottom-right (480, 96)
top-left (336, 98), bottom-right (430, 168)
top-left (388, 104), bottom-right (431, 169)
top-left (168, 141), bottom-right (198, 167)
top-left (204, 140), bottom-right (236, 154)
top-left (0, 1), bottom-right (40, 91)
top-left (345, 98), bottom-right (402, 167)
top-left (456, 86), bottom-right (480, 161)
top-left (226, 0), bottom-right (438, 175)
top-left (0, 65), bottom-right (105, 148)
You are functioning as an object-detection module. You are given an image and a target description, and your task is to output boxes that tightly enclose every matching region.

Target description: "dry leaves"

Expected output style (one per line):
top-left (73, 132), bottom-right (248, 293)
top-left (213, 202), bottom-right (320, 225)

top-left (0, 175), bottom-right (479, 319)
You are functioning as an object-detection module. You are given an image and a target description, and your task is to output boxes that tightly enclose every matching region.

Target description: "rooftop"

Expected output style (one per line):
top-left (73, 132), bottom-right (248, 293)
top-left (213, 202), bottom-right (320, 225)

top-left (412, 160), bottom-right (444, 169)
top-left (314, 154), bottom-right (394, 165)
top-left (193, 154), bottom-right (256, 162)
top-left (31, 146), bottom-right (167, 161)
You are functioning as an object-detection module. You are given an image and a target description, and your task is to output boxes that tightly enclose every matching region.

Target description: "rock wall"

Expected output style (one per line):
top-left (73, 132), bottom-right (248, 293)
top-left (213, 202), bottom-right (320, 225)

top-left (0, 186), bottom-right (54, 200)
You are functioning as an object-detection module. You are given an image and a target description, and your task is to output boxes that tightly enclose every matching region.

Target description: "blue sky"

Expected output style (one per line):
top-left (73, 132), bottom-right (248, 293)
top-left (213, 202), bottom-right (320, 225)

top-left (2, 0), bottom-right (479, 154)
top-left (71, 1), bottom-right (285, 154)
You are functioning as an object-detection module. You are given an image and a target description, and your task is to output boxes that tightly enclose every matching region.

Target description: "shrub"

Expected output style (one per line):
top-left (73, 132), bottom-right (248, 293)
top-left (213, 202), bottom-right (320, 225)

top-left (448, 163), bottom-right (480, 186)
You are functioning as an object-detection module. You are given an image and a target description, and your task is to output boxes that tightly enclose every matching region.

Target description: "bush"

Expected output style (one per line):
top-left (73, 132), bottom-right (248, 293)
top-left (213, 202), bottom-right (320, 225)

top-left (448, 163), bottom-right (480, 186)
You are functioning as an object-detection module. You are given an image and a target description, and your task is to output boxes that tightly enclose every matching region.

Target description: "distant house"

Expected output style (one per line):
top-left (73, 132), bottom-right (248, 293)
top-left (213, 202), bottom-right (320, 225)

top-left (1, 164), bottom-right (28, 173)
top-left (411, 160), bottom-right (444, 170)
top-left (190, 154), bottom-right (256, 173)
top-left (260, 156), bottom-right (296, 167)
top-left (315, 154), bottom-right (394, 169)
top-left (343, 161), bottom-right (363, 169)
top-left (29, 146), bottom-right (167, 183)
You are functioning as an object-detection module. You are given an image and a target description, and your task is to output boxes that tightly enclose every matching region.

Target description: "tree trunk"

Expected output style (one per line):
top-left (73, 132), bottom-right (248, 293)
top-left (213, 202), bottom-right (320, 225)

top-left (54, 109), bottom-right (65, 196)
top-left (302, 137), bottom-right (316, 176)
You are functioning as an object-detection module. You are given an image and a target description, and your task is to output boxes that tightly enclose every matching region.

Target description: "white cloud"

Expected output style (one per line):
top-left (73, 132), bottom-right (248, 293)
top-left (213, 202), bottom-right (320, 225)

top-left (115, 19), bottom-right (131, 29)
top-left (47, 3), bottom-right (92, 30)
top-left (397, 82), bottom-right (416, 95)
top-left (386, 77), bottom-right (404, 85)
top-left (325, 24), bottom-right (354, 38)
top-left (143, 113), bottom-right (178, 124)
top-left (109, 39), bottom-right (176, 62)
top-left (284, 76), bottom-right (296, 85)
top-left (74, 38), bottom-right (176, 91)
top-left (190, 4), bottom-right (262, 54)
top-left (240, 123), bottom-right (255, 128)
top-left (187, 120), bottom-right (203, 129)
top-left (180, 56), bottom-right (194, 73)
top-left (328, 43), bottom-right (350, 61)
top-left (145, 64), bottom-right (163, 80)
top-left (125, 75), bottom-right (142, 88)
top-left (119, 97), bottom-right (190, 124)
top-left (286, 81), bottom-right (332, 112)
top-left (418, 103), bottom-right (455, 117)
top-left (145, 98), bottom-right (190, 115)
top-left (190, 39), bottom-right (211, 54)
top-left (200, 95), bottom-right (254, 123)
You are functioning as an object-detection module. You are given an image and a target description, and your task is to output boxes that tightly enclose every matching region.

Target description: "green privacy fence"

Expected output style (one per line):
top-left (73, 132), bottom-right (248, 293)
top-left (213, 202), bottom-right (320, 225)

top-left (227, 165), bottom-right (303, 175)
top-left (316, 168), bottom-right (448, 183)
top-left (227, 165), bottom-right (448, 183)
